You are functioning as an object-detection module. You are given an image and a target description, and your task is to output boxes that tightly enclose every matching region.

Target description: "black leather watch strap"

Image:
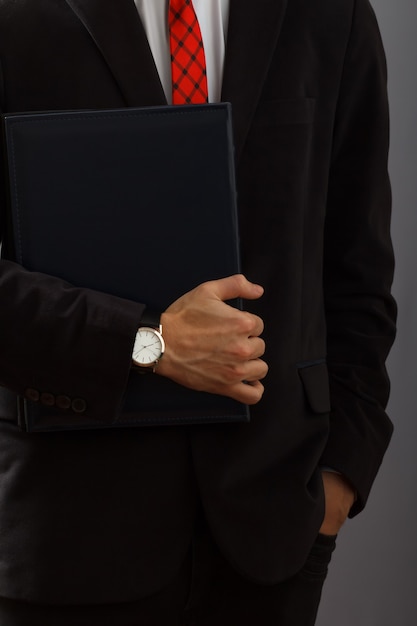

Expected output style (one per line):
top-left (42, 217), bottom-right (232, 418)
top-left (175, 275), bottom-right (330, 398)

top-left (139, 308), bottom-right (161, 329)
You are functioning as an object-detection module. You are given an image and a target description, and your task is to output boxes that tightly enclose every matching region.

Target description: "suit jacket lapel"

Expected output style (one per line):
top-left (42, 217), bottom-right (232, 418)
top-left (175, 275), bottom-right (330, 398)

top-left (222, 0), bottom-right (288, 160)
top-left (63, 0), bottom-right (287, 157)
top-left (64, 0), bottom-right (167, 106)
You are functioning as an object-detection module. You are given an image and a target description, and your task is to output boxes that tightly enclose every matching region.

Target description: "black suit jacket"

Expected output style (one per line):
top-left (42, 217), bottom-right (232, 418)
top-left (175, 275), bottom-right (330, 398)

top-left (0, 0), bottom-right (396, 604)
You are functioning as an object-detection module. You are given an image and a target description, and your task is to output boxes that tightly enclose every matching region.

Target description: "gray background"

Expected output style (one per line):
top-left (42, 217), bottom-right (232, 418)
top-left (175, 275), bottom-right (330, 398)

top-left (318, 0), bottom-right (417, 624)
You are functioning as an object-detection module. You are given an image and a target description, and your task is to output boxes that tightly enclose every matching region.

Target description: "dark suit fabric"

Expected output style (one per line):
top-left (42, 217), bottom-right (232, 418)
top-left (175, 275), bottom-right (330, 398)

top-left (0, 0), bottom-right (396, 605)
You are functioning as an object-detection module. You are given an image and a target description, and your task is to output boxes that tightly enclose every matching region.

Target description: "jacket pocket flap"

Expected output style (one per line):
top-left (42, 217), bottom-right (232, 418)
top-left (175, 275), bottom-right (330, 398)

top-left (298, 362), bottom-right (331, 414)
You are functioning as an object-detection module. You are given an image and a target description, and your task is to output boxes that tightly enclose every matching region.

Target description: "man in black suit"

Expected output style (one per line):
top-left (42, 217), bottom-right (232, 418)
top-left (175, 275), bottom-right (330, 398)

top-left (0, 1), bottom-right (395, 624)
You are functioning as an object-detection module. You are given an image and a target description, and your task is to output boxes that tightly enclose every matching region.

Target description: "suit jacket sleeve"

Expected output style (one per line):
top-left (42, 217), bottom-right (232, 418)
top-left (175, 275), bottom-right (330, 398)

top-left (0, 253), bottom-right (145, 421)
top-left (320, 0), bottom-right (396, 514)
top-left (0, 11), bottom-right (148, 423)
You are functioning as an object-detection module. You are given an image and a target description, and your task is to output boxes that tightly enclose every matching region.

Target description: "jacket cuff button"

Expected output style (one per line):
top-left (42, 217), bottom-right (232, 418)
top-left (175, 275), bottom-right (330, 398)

top-left (56, 395), bottom-right (72, 410)
top-left (25, 388), bottom-right (40, 402)
top-left (71, 398), bottom-right (87, 414)
top-left (40, 392), bottom-right (55, 407)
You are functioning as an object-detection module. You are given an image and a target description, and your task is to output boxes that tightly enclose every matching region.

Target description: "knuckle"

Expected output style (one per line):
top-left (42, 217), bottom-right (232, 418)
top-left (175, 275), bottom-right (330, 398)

top-left (234, 343), bottom-right (253, 360)
top-left (236, 312), bottom-right (256, 334)
top-left (231, 273), bottom-right (245, 289)
top-left (246, 384), bottom-right (265, 405)
top-left (223, 363), bottom-right (246, 383)
top-left (260, 361), bottom-right (269, 377)
top-left (253, 338), bottom-right (266, 357)
top-left (196, 281), bottom-right (211, 297)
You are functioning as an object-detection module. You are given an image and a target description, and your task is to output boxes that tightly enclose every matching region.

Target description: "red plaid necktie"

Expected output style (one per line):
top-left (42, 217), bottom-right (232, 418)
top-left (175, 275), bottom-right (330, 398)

top-left (169, 0), bottom-right (208, 104)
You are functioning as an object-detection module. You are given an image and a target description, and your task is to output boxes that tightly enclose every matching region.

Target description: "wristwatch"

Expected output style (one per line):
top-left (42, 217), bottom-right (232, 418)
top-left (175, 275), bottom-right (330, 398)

top-left (132, 310), bottom-right (165, 373)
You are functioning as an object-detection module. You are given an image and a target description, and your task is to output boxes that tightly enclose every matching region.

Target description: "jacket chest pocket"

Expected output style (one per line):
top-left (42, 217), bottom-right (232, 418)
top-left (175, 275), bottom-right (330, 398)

top-left (241, 98), bottom-right (315, 206)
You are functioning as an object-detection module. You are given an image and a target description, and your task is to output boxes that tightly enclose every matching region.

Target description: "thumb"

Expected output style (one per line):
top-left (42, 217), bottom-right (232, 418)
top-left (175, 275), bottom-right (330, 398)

top-left (210, 274), bottom-right (264, 302)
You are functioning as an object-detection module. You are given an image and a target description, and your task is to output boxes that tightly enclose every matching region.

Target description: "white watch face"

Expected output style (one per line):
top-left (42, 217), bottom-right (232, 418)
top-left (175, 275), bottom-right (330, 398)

top-left (133, 327), bottom-right (164, 367)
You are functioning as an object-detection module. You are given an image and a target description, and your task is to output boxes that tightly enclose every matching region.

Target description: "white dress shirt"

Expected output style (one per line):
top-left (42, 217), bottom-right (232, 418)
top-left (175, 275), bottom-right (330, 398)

top-left (134, 0), bottom-right (230, 103)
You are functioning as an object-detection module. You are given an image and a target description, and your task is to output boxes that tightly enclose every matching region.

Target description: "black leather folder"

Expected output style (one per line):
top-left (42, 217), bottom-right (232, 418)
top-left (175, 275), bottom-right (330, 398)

top-left (2, 103), bottom-right (249, 431)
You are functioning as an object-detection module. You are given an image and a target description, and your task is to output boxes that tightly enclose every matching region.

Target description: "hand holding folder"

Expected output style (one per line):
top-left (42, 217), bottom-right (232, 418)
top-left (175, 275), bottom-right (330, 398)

top-left (2, 103), bottom-right (266, 432)
top-left (159, 274), bottom-right (266, 406)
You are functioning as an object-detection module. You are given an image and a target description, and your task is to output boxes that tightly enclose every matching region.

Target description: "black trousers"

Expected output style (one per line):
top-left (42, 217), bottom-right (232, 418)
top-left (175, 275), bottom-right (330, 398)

top-left (0, 514), bottom-right (336, 626)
